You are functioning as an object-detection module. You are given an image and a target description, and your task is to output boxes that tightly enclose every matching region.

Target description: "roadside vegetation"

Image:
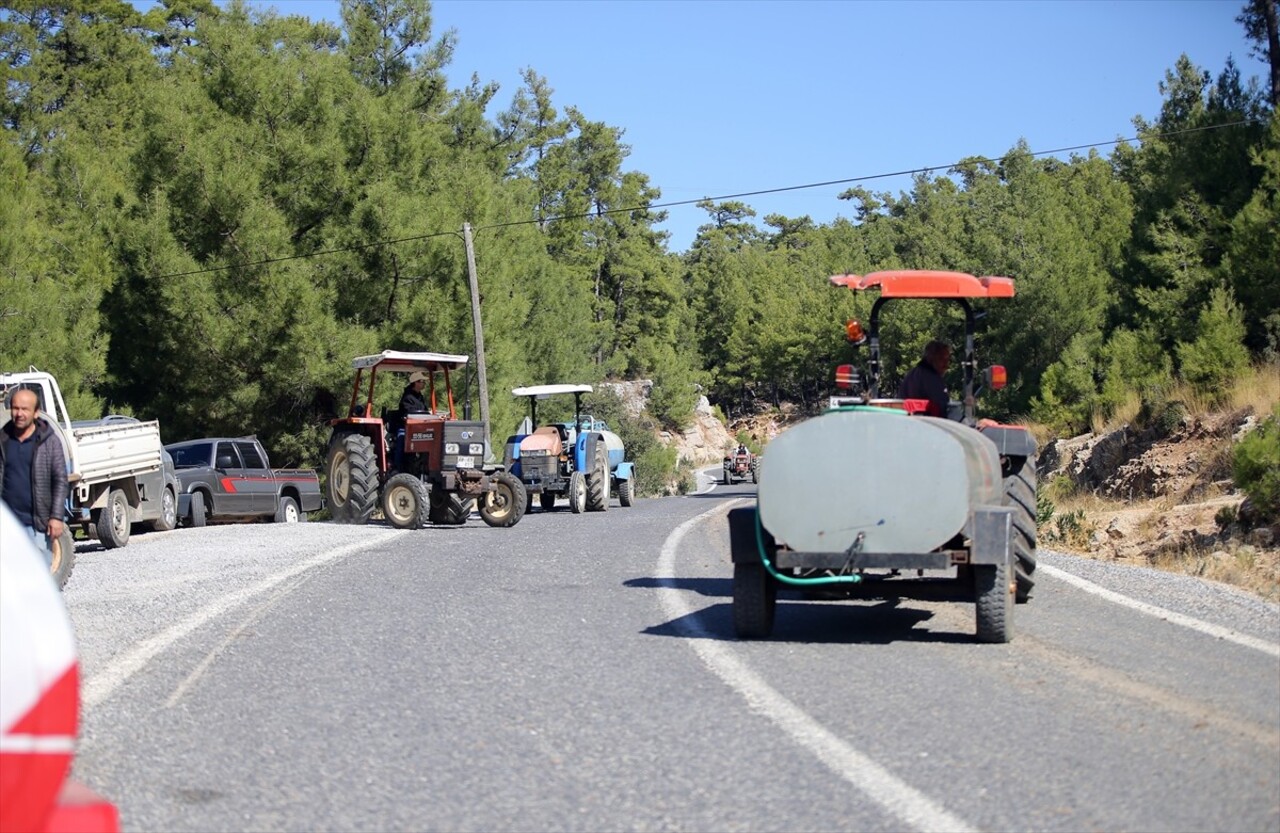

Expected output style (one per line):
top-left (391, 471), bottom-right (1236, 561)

top-left (1, 0), bottom-right (1277, 501)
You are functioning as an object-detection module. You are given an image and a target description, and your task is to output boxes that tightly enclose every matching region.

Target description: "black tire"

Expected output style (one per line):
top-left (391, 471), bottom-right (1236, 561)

top-left (586, 446), bottom-right (609, 511)
top-left (538, 490), bottom-right (557, 511)
top-left (722, 467), bottom-right (731, 486)
top-left (733, 562), bottom-right (777, 639)
top-left (325, 432), bottom-right (378, 524)
top-left (50, 526), bottom-right (75, 590)
top-left (188, 491), bottom-right (207, 528)
top-left (618, 473), bottom-right (635, 507)
top-left (429, 491), bottom-right (471, 525)
top-left (274, 495), bottom-right (303, 524)
top-left (568, 471), bottom-right (586, 514)
top-left (381, 473), bottom-right (429, 529)
top-left (150, 486), bottom-right (178, 532)
top-left (1003, 454), bottom-right (1038, 602)
top-left (751, 467), bottom-right (758, 485)
top-left (94, 488), bottom-right (131, 549)
top-left (480, 472), bottom-right (527, 528)
top-left (974, 560), bottom-right (1015, 643)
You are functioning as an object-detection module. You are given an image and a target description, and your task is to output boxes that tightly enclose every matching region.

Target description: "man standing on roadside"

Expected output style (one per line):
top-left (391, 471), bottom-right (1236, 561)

top-left (2, 388), bottom-right (68, 565)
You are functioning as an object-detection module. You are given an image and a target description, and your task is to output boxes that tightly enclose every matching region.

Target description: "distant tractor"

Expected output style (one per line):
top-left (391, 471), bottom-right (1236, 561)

top-left (325, 350), bottom-right (526, 529)
top-left (730, 271), bottom-right (1038, 643)
top-left (722, 446), bottom-right (758, 485)
top-left (503, 384), bottom-right (636, 512)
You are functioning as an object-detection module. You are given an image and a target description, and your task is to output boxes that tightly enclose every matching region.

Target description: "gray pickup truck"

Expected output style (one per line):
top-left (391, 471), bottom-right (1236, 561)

top-left (165, 436), bottom-right (323, 526)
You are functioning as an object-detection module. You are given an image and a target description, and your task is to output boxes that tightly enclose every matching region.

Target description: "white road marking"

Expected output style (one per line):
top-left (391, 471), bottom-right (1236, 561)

top-left (1038, 564), bottom-right (1280, 658)
top-left (657, 503), bottom-right (977, 833)
top-left (82, 532), bottom-right (406, 709)
top-left (692, 466), bottom-right (720, 495)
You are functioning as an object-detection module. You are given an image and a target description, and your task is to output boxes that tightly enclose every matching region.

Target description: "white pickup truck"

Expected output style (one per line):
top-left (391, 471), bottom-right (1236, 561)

top-left (1, 370), bottom-right (175, 568)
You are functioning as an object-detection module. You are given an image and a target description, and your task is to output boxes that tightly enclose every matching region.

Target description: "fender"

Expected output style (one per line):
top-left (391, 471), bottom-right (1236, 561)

top-left (579, 432), bottom-right (600, 473)
top-left (978, 424), bottom-right (1037, 459)
top-left (613, 461), bottom-right (635, 481)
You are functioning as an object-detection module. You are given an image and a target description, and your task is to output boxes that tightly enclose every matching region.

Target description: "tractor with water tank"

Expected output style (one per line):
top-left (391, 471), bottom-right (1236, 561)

top-left (728, 270), bottom-right (1038, 643)
top-left (503, 384), bottom-right (636, 512)
top-left (325, 351), bottom-right (526, 529)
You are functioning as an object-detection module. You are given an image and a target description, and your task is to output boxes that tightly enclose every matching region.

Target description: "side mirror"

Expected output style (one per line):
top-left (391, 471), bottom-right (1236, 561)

top-left (215, 454), bottom-right (235, 469)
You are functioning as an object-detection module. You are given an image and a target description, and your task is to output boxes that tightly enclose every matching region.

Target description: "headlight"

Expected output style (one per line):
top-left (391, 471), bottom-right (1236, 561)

top-left (469, 443), bottom-right (484, 455)
top-left (445, 442), bottom-right (460, 454)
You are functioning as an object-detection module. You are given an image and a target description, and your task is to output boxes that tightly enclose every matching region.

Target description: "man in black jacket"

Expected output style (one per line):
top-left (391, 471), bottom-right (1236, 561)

top-left (2, 388), bottom-right (68, 565)
top-left (897, 340), bottom-right (951, 417)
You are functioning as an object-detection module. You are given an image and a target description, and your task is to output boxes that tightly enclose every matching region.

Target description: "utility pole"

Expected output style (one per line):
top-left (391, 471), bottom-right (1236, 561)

top-left (462, 223), bottom-right (492, 459)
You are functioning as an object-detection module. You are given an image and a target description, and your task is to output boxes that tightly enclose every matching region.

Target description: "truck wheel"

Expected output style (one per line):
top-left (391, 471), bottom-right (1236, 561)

top-left (618, 472), bottom-right (635, 507)
top-left (539, 491), bottom-right (557, 511)
top-left (1003, 455), bottom-right (1038, 602)
top-left (586, 446), bottom-right (609, 511)
top-left (733, 562), bottom-right (777, 639)
top-left (974, 560), bottom-right (1015, 643)
top-left (94, 488), bottom-right (131, 549)
top-left (188, 491), bottom-right (207, 528)
top-left (326, 432), bottom-right (378, 524)
top-left (150, 486), bottom-right (178, 532)
top-left (429, 492), bottom-right (471, 525)
top-left (751, 467), bottom-right (758, 485)
top-left (381, 474), bottom-right (429, 530)
top-left (274, 496), bottom-right (302, 524)
top-left (50, 526), bottom-right (76, 590)
top-left (568, 471), bottom-right (587, 514)
top-left (480, 472), bottom-right (527, 528)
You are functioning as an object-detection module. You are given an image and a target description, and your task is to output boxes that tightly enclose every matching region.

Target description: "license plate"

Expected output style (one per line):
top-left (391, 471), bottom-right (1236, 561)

top-left (456, 456), bottom-right (475, 469)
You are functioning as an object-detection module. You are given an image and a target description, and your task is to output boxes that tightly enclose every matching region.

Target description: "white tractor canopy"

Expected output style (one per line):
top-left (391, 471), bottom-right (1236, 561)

top-left (351, 350), bottom-right (470, 373)
top-left (511, 384), bottom-right (594, 399)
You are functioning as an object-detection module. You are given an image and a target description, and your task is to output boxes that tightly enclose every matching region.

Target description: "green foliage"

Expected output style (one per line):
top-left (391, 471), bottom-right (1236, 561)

top-left (584, 388), bottom-right (681, 496)
top-left (1233, 404), bottom-right (1280, 521)
top-left (1035, 491), bottom-right (1056, 531)
top-left (1176, 286), bottom-right (1251, 405)
top-left (1046, 509), bottom-right (1096, 549)
top-left (1030, 333), bottom-right (1100, 435)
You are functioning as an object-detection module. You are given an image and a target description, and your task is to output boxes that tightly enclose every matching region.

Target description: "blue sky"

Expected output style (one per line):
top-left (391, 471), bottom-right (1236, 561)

top-left (167, 1), bottom-right (1269, 251)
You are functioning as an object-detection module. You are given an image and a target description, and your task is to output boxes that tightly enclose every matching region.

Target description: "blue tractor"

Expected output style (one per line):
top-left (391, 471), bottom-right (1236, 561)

top-left (503, 384), bottom-right (636, 512)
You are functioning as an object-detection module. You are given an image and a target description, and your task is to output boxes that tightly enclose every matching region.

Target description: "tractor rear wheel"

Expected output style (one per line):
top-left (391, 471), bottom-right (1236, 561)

top-left (568, 471), bottom-right (587, 514)
top-left (586, 446), bottom-right (609, 511)
top-left (50, 526), bottom-right (75, 590)
top-left (539, 490), bottom-right (557, 511)
top-left (326, 432), bottom-right (378, 524)
top-left (733, 562), bottom-right (777, 639)
top-left (617, 473), bottom-right (635, 507)
top-left (1003, 454), bottom-right (1038, 602)
top-left (381, 474), bottom-right (429, 530)
top-left (480, 472), bottom-right (527, 528)
top-left (429, 492), bottom-right (471, 525)
top-left (974, 560), bottom-right (1015, 643)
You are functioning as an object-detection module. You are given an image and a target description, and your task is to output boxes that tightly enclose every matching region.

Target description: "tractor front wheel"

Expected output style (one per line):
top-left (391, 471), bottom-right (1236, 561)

top-left (50, 526), bottom-right (75, 590)
top-left (480, 472), bottom-right (527, 528)
top-left (326, 433), bottom-right (378, 524)
top-left (382, 474), bottom-right (429, 530)
top-left (618, 473), bottom-right (635, 507)
top-left (568, 471), bottom-right (587, 514)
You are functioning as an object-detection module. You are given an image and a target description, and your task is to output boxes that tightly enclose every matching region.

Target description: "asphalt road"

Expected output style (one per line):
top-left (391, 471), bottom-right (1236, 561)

top-left (64, 473), bottom-right (1280, 832)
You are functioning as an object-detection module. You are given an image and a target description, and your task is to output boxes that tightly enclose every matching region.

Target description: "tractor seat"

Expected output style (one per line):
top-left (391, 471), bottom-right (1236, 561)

top-left (520, 425), bottom-right (564, 457)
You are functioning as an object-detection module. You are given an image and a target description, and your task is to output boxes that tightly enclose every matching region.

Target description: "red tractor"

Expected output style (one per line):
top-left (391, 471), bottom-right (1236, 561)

top-left (325, 351), bottom-right (526, 529)
top-left (730, 270), bottom-right (1038, 643)
top-left (722, 446), bottom-right (758, 485)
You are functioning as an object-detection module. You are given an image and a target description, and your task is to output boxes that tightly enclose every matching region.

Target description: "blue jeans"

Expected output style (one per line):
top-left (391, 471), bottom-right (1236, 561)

top-left (22, 525), bottom-right (52, 568)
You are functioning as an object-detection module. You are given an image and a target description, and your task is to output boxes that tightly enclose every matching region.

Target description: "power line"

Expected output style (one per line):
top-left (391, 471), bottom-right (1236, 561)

top-left (150, 119), bottom-right (1251, 279)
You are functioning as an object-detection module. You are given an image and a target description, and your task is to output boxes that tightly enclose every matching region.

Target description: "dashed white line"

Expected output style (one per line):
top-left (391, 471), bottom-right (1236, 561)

top-left (656, 503), bottom-right (976, 833)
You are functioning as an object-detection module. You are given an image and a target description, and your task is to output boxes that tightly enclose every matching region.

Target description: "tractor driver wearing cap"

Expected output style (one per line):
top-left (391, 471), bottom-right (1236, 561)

top-left (400, 371), bottom-right (429, 417)
top-left (897, 340), bottom-right (951, 417)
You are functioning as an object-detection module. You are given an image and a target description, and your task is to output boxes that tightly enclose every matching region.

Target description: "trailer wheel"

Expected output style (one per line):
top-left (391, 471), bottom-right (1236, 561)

top-left (274, 495), bottom-right (302, 524)
top-left (568, 471), bottom-right (587, 514)
top-left (751, 466), bottom-right (758, 485)
top-left (539, 491), bottom-right (557, 511)
top-left (50, 526), bottom-right (75, 590)
top-left (94, 488), bottom-right (131, 549)
top-left (586, 446), bottom-right (609, 511)
top-left (150, 486), bottom-right (178, 532)
top-left (187, 491), bottom-right (207, 528)
top-left (480, 472), bottom-right (527, 528)
top-left (733, 562), bottom-right (777, 639)
top-left (618, 473), bottom-right (635, 507)
top-left (381, 474), bottom-right (429, 529)
top-left (1003, 454), bottom-right (1038, 602)
top-left (429, 492), bottom-right (471, 525)
top-left (974, 560), bottom-right (1015, 643)
top-left (325, 432), bottom-right (377, 524)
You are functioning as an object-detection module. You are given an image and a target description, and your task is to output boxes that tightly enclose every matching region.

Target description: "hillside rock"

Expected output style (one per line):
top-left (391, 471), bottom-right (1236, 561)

top-left (598, 380), bottom-right (735, 467)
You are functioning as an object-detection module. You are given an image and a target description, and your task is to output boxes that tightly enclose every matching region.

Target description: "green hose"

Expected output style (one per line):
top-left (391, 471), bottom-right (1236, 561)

top-left (754, 506), bottom-right (863, 587)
